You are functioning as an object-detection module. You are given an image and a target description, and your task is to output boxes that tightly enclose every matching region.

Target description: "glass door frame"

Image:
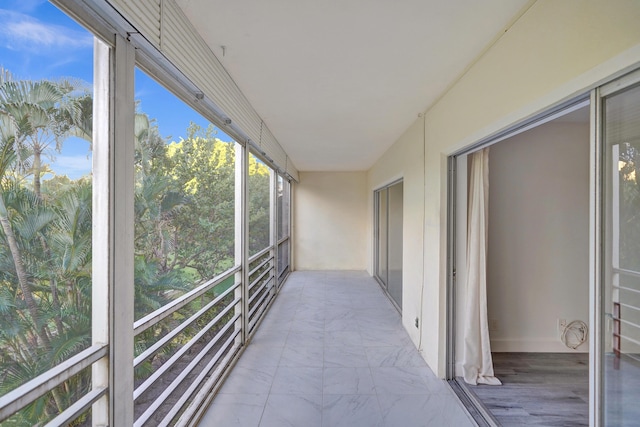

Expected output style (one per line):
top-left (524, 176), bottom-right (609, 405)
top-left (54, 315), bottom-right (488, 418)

top-left (444, 94), bottom-right (595, 424)
top-left (374, 178), bottom-right (403, 312)
top-left (443, 68), bottom-right (640, 427)
top-left (594, 68), bottom-right (640, 427)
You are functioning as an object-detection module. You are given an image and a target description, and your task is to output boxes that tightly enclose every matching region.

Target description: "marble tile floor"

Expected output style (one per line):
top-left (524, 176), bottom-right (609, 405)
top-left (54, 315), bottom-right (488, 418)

top-left (198, 270), bottom-right (475, 427)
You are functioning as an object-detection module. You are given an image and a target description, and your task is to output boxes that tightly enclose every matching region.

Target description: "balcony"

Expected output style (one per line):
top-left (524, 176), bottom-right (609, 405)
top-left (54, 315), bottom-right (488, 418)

top-left (197, 270), bottom-right (473, 427)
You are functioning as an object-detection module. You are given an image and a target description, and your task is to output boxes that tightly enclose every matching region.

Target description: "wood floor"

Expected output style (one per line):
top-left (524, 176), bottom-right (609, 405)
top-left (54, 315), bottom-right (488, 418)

top-left (464, 353), bottom-right (589, 427)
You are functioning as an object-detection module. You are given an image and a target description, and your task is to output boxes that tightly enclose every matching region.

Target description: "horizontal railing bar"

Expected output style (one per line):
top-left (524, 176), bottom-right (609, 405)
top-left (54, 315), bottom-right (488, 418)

top-left (619, 302), bottom-right (640, 313)
top-left (249, 277), bottom-right (273, 305)
top-left (614, 268), bottom-right (640, 280)
top-left (249, 266), bottom-right (273, 291)
top-left (249, 256), bottom-right (272, 277)
top-left (618, 333), bottom-right (640, 347)
top-left (249, 284), bottom-right (266, 305)
top-left (248, 288), bottom-right (278, 335)
top-left (158, 328), bottom-right (241, 427)
top-left (134, 296), bottom-right (241, 400)
top-left (248, 246), bottom-right (272, 264)
top-left (278, 266), bottom-right (289, 289)
top-left (174, 341), bottom-right (242, 427)
top-left (278, 264), bottom-right (288, 279)
top-left (612, 284), bottom-right (640, 295)
top-left (614, 317), bottom-right (640, 330)
top-left (45, 386), bottom-right (107, 427)
top-left (249, 284), bottom-right (272, 320)
top-left (0, 344), bottom-right (108, 423)
top-left (249, 313), bottom-right (259, 333)
top-left (134, 281), bottom-right (240, 367)
top-left (252, 271), bottom-right (291, 333)
top-left (277, 236), bottom-right (289, 246)
top-left (249, 302), bottom-right (269, 333)
top-left (623, 353), bottom-right (640, 364)
top-left (135, 313), bottom-right (240, 427)
top-left (134, 265), bottom-right (240, 336)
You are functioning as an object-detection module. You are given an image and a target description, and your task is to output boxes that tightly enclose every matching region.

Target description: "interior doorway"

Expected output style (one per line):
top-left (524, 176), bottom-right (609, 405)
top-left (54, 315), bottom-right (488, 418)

top-left (375, 180), bottom-right (403, 310)
top-left (448, 103), bottom-right (591, 426)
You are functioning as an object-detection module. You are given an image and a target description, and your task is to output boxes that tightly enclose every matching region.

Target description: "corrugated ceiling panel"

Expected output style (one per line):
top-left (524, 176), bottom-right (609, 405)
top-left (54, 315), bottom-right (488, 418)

top-left (105, 0), bottom-right (297, 180)
top-left (108, 0), bottom-right (161, 47)
top-left (287, 165), bottom-right (299, 182)
top-left (260, 126), bottom-right (287, 170)
top-left (162, 1), bottom-right (261, 140)
top-left (161, 0), bottom-right (296, 179)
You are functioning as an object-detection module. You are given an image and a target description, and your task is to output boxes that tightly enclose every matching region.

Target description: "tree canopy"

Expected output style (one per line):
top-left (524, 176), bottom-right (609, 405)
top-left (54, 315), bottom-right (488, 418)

top-left (0, 70), bottom-right (272, 426)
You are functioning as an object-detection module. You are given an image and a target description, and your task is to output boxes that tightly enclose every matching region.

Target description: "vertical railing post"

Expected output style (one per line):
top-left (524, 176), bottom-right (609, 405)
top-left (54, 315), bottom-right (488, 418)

top-left (91, 37), bottom-right (110, 427)
top-left (271, 171), bottom-right (277, 294)
top-left (289, 179), bottom-right (294, 273)
top-left (238, 146), bottom-right (249, 342)
top-left (110, 34), bottom-right (136, 427)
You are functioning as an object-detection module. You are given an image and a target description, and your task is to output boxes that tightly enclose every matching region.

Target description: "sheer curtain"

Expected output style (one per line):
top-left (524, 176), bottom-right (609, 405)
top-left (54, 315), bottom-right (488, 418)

top-left (462, 147), bottom-right (501, 386)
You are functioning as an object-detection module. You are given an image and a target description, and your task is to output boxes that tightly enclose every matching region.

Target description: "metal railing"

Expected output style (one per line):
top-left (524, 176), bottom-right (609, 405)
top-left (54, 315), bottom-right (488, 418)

top-left (277, 237), bottom-right (291, 287)
top-left (1, 245), bottom-right (287, 426)
top-left (134, 265), bottom-right (241, 336)
top-left (247, 249), bottom-right (276, 334)
top-left (0, 343), bottom-right (108, 425)
top-left (133, 265), bottom-right (245, 426)
top-left (612, 268), bottom-right (640, 366)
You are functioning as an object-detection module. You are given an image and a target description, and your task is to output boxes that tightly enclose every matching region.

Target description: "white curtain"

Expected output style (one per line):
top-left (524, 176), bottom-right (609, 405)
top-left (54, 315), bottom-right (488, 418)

top-left (462, 148), bottom-right (501, 386)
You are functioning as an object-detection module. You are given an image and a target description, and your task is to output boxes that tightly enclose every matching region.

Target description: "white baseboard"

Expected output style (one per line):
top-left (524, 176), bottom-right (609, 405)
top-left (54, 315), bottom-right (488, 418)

top-left (453, 339), bottom-right (589, 376)
top-left (490, 338), bottom-right (588, 353)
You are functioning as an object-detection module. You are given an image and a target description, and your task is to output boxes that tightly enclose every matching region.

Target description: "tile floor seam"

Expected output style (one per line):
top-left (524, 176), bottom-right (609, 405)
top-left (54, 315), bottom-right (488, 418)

top-left (258, 331), bottom-right (281, 427)
top-left (255, 393), bottom-right (269, 427)
top-left (199, 271), bottom-right (475, 427)
top-left (369, 361), bottom-right (387, 426)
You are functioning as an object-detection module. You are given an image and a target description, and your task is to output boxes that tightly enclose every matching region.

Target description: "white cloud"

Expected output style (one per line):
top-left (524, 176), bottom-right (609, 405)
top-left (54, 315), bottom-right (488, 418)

top-left (3, 0), bottom-right (47, 14)
top-left (48, 154), bottom-right (92, 180)
top-left (0, 9), bottom-right (92, 54)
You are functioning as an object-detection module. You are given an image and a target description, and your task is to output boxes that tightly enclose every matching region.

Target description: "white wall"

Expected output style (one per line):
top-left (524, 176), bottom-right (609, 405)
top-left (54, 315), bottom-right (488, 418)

top-left (367, 1), bottom-right (640, 376)
top-left (487, 121), bottom-right (590, 352)
top-left (294, 172), bottom-right (367, 270)
top-left (368, 119), bottom-right (425, 347)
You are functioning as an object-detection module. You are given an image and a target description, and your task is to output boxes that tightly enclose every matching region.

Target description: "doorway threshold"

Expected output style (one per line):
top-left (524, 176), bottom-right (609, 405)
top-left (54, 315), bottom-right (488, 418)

top-left (448, 378), bottom-right (499, 427)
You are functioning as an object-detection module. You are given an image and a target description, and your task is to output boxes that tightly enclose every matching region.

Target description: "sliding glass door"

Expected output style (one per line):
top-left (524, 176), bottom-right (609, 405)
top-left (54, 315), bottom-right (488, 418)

top-left (375, 181), bottom-right (403, 310)
top-left (601, 76), bottom-right (640, 426)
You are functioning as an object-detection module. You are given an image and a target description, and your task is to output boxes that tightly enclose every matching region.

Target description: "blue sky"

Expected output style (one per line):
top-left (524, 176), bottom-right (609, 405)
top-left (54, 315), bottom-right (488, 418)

top-left (0, 0), bottom-right (231, 179)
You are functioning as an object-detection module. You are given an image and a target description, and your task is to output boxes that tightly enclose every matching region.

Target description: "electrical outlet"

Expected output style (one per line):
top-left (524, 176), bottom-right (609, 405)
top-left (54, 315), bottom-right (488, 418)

top-left (489, 318), bottom-right (498, 332)
top-left (415, 317), bottom-right (419, 328)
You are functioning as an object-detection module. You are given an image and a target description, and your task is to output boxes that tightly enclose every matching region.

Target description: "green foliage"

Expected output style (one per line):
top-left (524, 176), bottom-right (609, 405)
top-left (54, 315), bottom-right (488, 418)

top-left (248, 154), bottom-right (272, 255)
top-left (0, 69), bottom-right (274, 425)
top-left (618, 142), bottom-right (640, 271)
top-left (166, 124), bottom-right (237, 278)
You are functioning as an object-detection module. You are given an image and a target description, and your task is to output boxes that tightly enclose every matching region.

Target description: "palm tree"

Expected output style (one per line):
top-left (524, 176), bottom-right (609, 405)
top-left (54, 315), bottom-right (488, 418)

top-left (0, 70), bottom-right (93, 425)
top-left (0, 114), bottom-right (53, 350)
top-left (0, 67), bottom-right (92, 199)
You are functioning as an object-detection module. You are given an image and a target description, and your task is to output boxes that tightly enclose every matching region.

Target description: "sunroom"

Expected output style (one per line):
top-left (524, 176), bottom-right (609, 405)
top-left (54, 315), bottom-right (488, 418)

top-left (1, 1), bottom-right (640, 426)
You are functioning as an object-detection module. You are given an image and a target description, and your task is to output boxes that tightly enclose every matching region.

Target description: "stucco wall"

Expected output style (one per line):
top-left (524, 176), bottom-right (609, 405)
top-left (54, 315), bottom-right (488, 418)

top-left (367, 118), bottom-right (425, 345)
top-left (294, 172), bottom-right (368, 270)
top-left (368, 0), bottom-right (640, 376)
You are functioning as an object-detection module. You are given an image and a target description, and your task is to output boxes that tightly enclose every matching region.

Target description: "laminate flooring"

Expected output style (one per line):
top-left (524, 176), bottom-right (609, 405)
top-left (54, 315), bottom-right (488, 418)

top-left (465, 352), bottom-right (589, 427)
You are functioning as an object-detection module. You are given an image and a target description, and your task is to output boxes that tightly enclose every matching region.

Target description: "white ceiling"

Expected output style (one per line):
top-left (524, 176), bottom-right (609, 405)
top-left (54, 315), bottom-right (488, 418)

top-left (176, 0), bottom-right (530, 171)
